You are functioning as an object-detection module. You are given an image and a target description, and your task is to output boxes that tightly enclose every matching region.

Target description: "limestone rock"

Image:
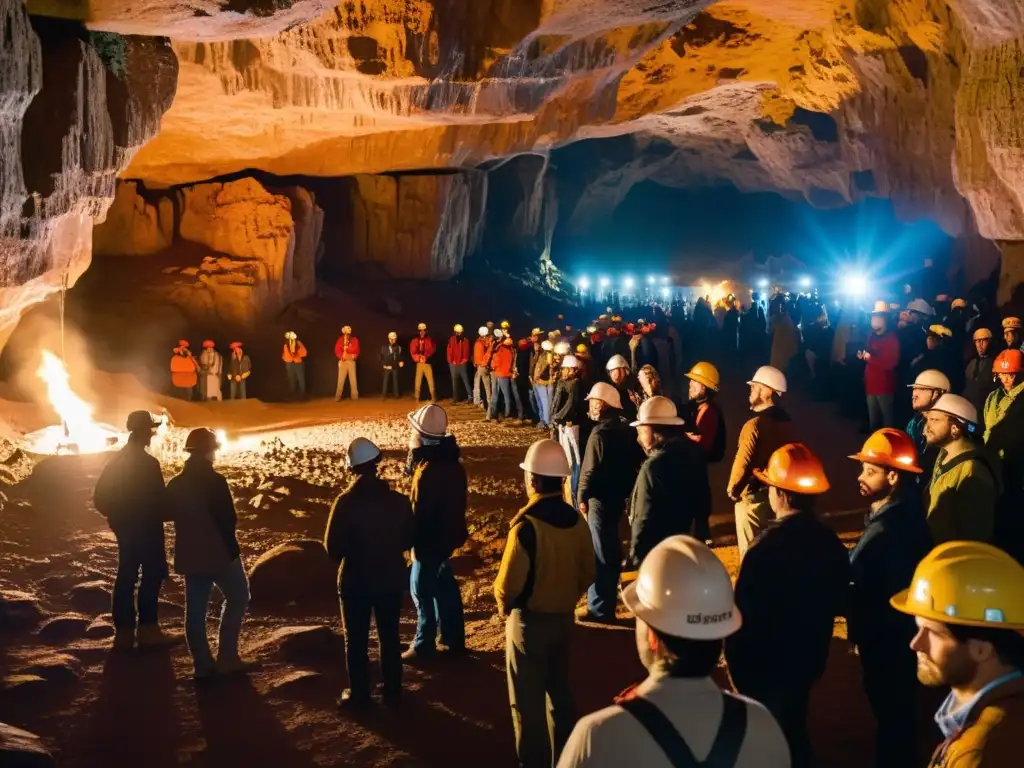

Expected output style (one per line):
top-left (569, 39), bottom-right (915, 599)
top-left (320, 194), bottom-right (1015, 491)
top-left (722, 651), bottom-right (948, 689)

top-left (92, 181), bottom-right (173, 256)
top-left (37, 614), bottom-right (92, 644)
top-left (247, 538), bottom-right (337, 608)
top-left (266, 668), bottom-right (324, 693)
top-left (84, 618), bottom-right (116, 639)
top-left (248, 624), bottom-right (340, 663)
top-left (20, 653), bottom-right (83, 684)
top-left (0, 591), bottom-right (45, 631)
top-left (68, 581), bottom-right (111, 615)
top-left (0, 721), bottom-right (55, 767)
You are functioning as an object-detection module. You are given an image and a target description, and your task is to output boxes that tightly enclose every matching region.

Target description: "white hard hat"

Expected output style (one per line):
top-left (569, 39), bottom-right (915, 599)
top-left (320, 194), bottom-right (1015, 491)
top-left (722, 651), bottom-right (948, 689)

top-left (387, 331), bottom-right (397, 339)
top-left (907, 298), bottom-right (935, 316)
top-left (606, 354), bottom-right (629, 372)
top-left (346, 437), bottom-right (380, 468)
top-left (909, 369), bottom-right (951, 392)
top-left (747, 365), bottom-right (787, 394)
top-left (494, 329), bottom-right (504, 339)
top-left (925, 393), bottom-right (978, 426)
top-left (341, 325), bottom-right (352, 334)
top-left (541, 340), bottom-right (554, 352)
top-left (973, 327), bottom-right (993, 341)
top-left (408, 403), bottom-right (448, 438)
top-left (560, 355), bottom-right (579, 369)
top-left (630, 396), bottom-right (684, 427)
top-left (478, 326), bottom-right (489, 337)
top-left (519, 439), bottom-right (570, 478)
top-left (554, 341), bottom-right (571, 356)
top-left (585, 382), bottom-right (622, 410)
top-left (622, 535), bottom-right (742, 640)
top-left (453, 324), bottom-right (464, 333)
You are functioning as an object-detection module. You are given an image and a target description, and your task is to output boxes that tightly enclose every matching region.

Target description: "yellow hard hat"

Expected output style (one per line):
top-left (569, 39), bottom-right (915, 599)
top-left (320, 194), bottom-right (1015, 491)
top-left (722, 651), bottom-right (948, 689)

top-left (576, 343), bottom-right (588, 354)
top-left (685, 361), bottom-right (720, 391)
top-left (890, 541), bottom-right (1024, 630)
top-left (872, 300), bottom-right (888, 314)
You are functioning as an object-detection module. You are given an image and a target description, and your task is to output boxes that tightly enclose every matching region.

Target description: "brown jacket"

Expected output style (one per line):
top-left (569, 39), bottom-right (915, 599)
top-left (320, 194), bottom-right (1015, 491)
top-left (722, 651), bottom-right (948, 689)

top-left (727, 404), bottom-right (795, 498)
top-left (931, 675), bottom-right (1024, 767)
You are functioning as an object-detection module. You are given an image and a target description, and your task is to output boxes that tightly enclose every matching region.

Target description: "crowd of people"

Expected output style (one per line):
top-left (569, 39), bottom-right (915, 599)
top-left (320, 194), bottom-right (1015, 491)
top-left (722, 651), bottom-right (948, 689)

top-left (112, 289), bottom-right (1024, 768)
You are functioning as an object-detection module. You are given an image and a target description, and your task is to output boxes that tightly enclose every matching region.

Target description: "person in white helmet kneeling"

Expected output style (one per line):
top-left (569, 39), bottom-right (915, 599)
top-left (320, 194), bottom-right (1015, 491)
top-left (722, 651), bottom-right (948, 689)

top-left (557, 536), bottom-right (790, 768)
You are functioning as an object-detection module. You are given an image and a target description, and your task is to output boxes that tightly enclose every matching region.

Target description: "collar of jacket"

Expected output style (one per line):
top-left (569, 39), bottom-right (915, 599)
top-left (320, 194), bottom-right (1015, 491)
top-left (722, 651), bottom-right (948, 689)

top-left (996, 380), bottom-right (1024, 408)
top-left (934, 445), bottom-right (994, 480)
top-left (411, 435), bottom-right (460, 463)
top-left (750, 403), bottom-right (791, 422)
top-left (509, 492), bottom-right (576, 529)
top-left (865, 494), bottom-right (918, 526)
top-left (935, 671), bottom-right (1024, 740)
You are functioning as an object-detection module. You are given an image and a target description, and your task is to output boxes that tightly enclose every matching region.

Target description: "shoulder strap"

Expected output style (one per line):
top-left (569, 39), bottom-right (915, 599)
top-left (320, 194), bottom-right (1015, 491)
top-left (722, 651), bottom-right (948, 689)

top-left (619, 693), bottom-right (747, 768)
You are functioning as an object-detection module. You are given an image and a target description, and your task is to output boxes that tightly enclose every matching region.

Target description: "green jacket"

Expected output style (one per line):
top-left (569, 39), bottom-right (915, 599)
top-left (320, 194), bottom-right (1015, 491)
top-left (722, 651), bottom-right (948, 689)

top-left (983, 381), bottom-right (1024, 445)
top-left (927, 446), bottom-right (999, 545)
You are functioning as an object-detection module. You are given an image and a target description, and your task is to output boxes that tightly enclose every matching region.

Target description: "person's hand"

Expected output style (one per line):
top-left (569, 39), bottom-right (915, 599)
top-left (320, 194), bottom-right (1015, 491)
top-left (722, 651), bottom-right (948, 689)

top-left (727, 487), bottom-right (739, 502)
top-left (399, 361), bottom-right (405, 368)
top-left (862, 352), bottom-right (871, 361)
top-left (578, 502), bottom-right (587, 516)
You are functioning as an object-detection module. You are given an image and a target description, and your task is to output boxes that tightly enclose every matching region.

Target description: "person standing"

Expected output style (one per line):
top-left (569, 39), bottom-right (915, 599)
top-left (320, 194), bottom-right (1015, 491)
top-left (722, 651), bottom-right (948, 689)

top-left (411, 322), bottom-right (437, 403)
top-left (627, 397), bottom-right (710, 570)
top-left (605, 354), bottom-right (638, 423)
top-left (170, 341), bottom-right (200, 400)
top-left (282, 331), bottom-right (307, 400)
top-left (860, 302), bottom-right (901, 430)
top-left (334, 325), bottom-right (360, 401)
top-left (725, 443), bottom-right (850, 768)
top-left (558, 536), bottom-right (790, 768)
top-left (324, 437), bottom-right (414, 708)
top-left (226, 342), bottom-right (251, 400)
top-left (963, 327), bottom-right (997, 413)
top-left (166, 428), bottom-right (252, 680)
top-left (727, 365), bottom-right (794, 558)
top-left (488, 336), bottom-right (522, 424)
top-left (847, 429), bottom-right (933, 768)
top-left (681, 361), bottom-right (726, 543)
top-left (447, 324), bottom-right (472, 403)
top-left (889, 541), bottom-right (1024, 767)
top-left (983, 349), bottom-right (1024, 563)
top-left (199, 340), bottom-right (223, 401)
top-left (551, 355), bottom-right (586, 501)
top-left (923, 393), bottom-right (999, 544)
top-left (403, 404), bottom-right (468, 660)
top-left (92, 411), bottom-right (180, 650)
top-left (1002, 316), bottom-right (1023, 351)
top-left (380, 331), bottom-right (404, 399)
top-left (473, 326), bottom-right (495, 409)
top-left (575, 383), bottom-right (643, 624)
top-left (532, 339), bottom-right (557, 429)
top-left (495, 439), bottom-right (595, 768)
top-left (906, 369), bottom-right (950, 477)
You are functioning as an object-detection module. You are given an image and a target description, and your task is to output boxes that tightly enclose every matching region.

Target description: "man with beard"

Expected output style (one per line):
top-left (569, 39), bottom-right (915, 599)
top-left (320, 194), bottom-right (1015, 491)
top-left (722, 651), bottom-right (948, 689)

top-left (681, 361), bottom-right (726, 544)
top-left (983, 349), bottom-right (1024, 564)
top-left (1002, 316), bottom-right (1023, 352)
top-left (923, 394), bottom-right (998, 545)
top-left (847, 429), bottom-right (933, 768)
top-left (906, 369), bottom-right (950, 478)
top-left (889, 541), bottom-right (1024, 767)
top-left (605, 354), bottom-right (638, 423)
top-left (963, 327), bottom-right (997, 414)
top-left (859, 302), bottom-right (901, 430)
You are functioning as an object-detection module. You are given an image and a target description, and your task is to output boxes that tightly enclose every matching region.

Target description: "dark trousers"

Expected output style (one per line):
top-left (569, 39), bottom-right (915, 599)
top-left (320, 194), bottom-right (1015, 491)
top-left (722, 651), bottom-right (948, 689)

top-left (449, 363), bottom-right (472, 402)
top-left (381, 368), bottom-right (400, 398)
top-left (112, 525), bottom-right (168, 630)
top-left (176, 386), bottom-right (193, 401)
top-left (585, 499), bottom-right (622, 619)
top-left (341, 591), bottom-right (403, 700)
top-left (285, 363), bottom-right (305, 397)
top-left (741, 679), bottom-right (812, 768)
top-left (860, 642), bottom-right (920, 768)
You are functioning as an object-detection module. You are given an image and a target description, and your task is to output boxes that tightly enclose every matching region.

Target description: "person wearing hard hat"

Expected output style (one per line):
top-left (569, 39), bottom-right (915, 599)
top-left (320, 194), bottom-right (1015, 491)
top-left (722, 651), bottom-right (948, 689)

top-left (906, 369), bottom-right (951, 477)
top-left (551, 355), bottom-right (587, 500)
top-left (532, 339), bottom-right (558, 429)
top-left (403, 404), bottom-right (468, 661)
top-left (847, 429), bottom-right (933, 768)
top-left (682, 361), bottom-right (726, 463)
top-left (92, 411), bottom-right (179, 651)
top-left (918, 324), bottom-right (962, 395)
top-left (964, 327), bottom-right (997, 413)
top-left (575, 382), bottom-right (644, 624)
top-left (166, 428), bottom-right (253, 680)
top-left (198, 340), bottom-right (223, 401)
top-left (446, 324), bottom-right (472, 404)
top-left (380, 331), bottom-right (404, 398)
top-left (605, 354), bottom-right (638, 423)
top-left (410, 323), bottom-right (437, 403)
top-left (334, 325), bottom-right (361, 401)
top-left (923, 394), bottom-right (998, 545)
top-left (323, 437), bottom-right (414, 708)
top-left (170, 340), bottom-right (200, 400)
top-left (226, 342), bottom-right (251, 400)
top-left (1001, 316), bottom-right (1023, 352)
top-left (558, 536), bottom-right (790, 768)
top-left (727, 365), bottom-right (795, 558)
top-left (983, 349), bottom-right (1024, 563)
top-left (472, 326), bottom-right (494, 409)
top-left (495, 439), bottom-right (595, 768)
top-left (487, 336), bottom-right (524, 424)
top-left (725, 443), bottom-right (850, 768)
top-left (890, 541), bottom-right (1024, 767)
top-left (627, 397), bottom-right (710, 571)
top-left (282, 331), bottom-right (307, 400)
top-left (859, 302), bottom-right (902, 430)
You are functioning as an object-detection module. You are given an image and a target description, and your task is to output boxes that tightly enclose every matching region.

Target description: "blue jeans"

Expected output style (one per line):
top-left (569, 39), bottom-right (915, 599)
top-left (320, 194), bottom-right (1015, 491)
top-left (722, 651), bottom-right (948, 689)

top-left (449, 363), bottom-right (472, 402)
top-left (488, 377), bottom-right (514, 419)
top-left (510, 379), bottom-right (524, 419)
top-left (410, 557), bottom-right (465, 652)
top-left (285, 363), bottom-right (305, 396)
top-left (229, 379), bottom-right (246, 400)
top-left (184, 557), bottom-right (250, 676)
top-left (586, 499), bottom-right (622, 619)
top-left (474, 365), bottom-right (492, 406)
top-left (534, 384), bottom-right (553, 426)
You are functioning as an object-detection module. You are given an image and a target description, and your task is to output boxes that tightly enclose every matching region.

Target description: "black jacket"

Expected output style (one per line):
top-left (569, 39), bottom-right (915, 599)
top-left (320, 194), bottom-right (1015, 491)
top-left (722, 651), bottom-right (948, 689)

top-left (409, 436), bottom-right (469, 560)
top-left (551, 377), bottom-right (585, 425)
top-left (628, 437), bottom-right (710, 568)
top-left (166, 457), bottom-right (241, 574)
top-left (848, 496), bottom-right (933, 652)
top-left (93, 441), bottom-right (168, 534)
top-left (577, 414), bottom-right (644, 507)
top-left (963, 354), bottom-right (996, 414)
top-left (380, 343), bottom-right (403, 367)
top-left (726, 510), bottom-right (850, 691)
top-left (324, 473), bottom-right (414, 596)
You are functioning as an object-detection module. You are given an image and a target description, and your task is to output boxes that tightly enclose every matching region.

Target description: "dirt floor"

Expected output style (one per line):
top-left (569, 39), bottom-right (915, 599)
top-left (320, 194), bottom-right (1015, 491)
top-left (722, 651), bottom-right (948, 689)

top-left (0, 374), bottom-right (942, 766)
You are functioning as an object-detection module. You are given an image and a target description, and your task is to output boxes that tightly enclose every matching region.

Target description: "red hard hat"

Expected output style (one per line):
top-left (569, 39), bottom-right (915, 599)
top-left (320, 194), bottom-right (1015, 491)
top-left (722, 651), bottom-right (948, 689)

top-left (994, 349), bottom-right (1023, 374)
top-left (178, 339), bottom-right (190, 348)
top-left (229, 341), bottom-right (243, 350)
top-left (202, 340), bottom-right (215, 348)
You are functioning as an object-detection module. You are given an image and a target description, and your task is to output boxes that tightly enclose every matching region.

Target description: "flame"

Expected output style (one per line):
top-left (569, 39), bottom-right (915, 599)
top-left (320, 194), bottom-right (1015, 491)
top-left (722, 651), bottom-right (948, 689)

top-left (29, 351), bottom-right (122, 454)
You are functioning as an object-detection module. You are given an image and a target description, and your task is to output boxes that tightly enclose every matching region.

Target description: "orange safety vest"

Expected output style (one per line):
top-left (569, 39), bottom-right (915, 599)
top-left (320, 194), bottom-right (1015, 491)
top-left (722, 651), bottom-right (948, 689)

top-left (170, 354), bottom-right (199, 388)
top-left (282, 340), bottom-right (307, 363)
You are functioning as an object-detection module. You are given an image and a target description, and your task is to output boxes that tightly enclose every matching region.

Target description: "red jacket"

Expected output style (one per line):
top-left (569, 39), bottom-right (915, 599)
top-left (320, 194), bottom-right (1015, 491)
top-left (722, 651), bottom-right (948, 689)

top-left (410, 336), bottom-right (436, 363)
top-left (335, 335), bottom-right (360, 361)
top-left (447, 336), bottom-right (470, 365)
top-left (490, 344), bottom-right (515, 378)
top-left (473, 337), bottom-right (493, 367)
top-left (864, 332), bottom-right (900, 395)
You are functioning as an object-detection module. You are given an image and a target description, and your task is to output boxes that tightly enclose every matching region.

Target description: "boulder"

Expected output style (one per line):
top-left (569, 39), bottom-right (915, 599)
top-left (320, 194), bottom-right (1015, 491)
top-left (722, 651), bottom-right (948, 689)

top-left (68, 581), bottom-right (112, 615)
top-left (249, 625), bottom-right (341, 664)
top-left (84, 619), bottom-right (116, 640)
top-left (0, 591), bottom-right (45, 632)
top-left (266, 668), bottom-right (324, 694)
top-left (247, 539), bottom-right (337, 609)
top-left (20, 654), bottom-right (83, 685)
top-left (0, 721), bottom-right (55, 767)
top-left (92, 181), bottom-right (174, 256)
top-left (37, 614), bottom-right (92, 644)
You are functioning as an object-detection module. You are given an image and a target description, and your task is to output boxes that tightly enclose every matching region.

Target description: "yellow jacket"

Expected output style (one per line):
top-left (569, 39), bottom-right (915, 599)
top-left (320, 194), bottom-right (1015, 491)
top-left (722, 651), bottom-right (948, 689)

top-left (494, 493), bottom-right (594, 615)
top-left (927, 446), bottom-right (999, 544)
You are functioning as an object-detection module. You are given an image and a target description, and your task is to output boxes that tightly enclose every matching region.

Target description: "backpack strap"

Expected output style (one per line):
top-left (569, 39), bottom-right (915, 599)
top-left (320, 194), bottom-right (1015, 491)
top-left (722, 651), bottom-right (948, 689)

top-left (619, 693), bottom-right (747, 768)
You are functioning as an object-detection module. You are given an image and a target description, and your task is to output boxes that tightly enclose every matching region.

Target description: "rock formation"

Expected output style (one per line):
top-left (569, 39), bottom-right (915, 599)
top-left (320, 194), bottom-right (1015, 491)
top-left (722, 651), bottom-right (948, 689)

top-left (92, 181), bottom-right (174, 255)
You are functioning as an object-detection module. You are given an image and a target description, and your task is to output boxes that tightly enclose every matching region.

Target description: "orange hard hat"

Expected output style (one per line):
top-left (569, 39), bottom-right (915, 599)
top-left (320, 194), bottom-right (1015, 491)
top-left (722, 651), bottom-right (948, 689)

top-left (202, 340), bottom-right (215, 348)
top-left (753, 442), bottom-right (830, 494)
top-left (848, 428), bottom-right (923, 474)
top-left (178, 339), bottom-right (190, 348)
top-left (994, 349), bottom-right (1023, 374)
top-left (229, 341), bottom-right (243, 350)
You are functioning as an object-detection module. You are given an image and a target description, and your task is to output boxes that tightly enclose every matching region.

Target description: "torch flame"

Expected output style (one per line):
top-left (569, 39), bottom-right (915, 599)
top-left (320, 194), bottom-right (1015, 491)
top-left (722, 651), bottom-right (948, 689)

top-left (35, 350), bottom-right (119, 454)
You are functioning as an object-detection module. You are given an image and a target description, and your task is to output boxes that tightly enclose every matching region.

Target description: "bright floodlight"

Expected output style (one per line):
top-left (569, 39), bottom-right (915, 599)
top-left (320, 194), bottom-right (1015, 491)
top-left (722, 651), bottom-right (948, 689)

top-left (578, 276), bottom-right (590, 290)
top-left (646, 275), bottom-right (656, 285)
top-left (623, 277), bottom-right (635, 290)
top-left (599, 277), bottom-right (610, 288)
top-left (660, 287), bottom-right (670, 298)
top-left (845, 273), bottom-right (868, 296)
top-left (758, 278), bottom-right (769, 289)
top-left (660, 276), bottom-right (670, 284)
top-left (799, 276), bottom-right (812, 289)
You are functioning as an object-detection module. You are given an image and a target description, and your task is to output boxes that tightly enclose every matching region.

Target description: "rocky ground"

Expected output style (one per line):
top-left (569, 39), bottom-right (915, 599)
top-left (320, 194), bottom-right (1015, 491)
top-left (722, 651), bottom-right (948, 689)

top-left (0, 389), bottom-right (939, 766)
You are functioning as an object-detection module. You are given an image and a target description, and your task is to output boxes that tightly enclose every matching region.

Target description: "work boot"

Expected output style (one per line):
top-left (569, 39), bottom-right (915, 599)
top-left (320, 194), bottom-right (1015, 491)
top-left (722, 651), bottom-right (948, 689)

top-left (136, 624), bottom-right (183, 649)
top-left (575, 606), bottom-right (618, 625)
top-left (401, 646), bottom-right (435, 664)
top-left (337, 689), bottom-right (372, 710)
top-left (112, 627), bottom-right (135, 651)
